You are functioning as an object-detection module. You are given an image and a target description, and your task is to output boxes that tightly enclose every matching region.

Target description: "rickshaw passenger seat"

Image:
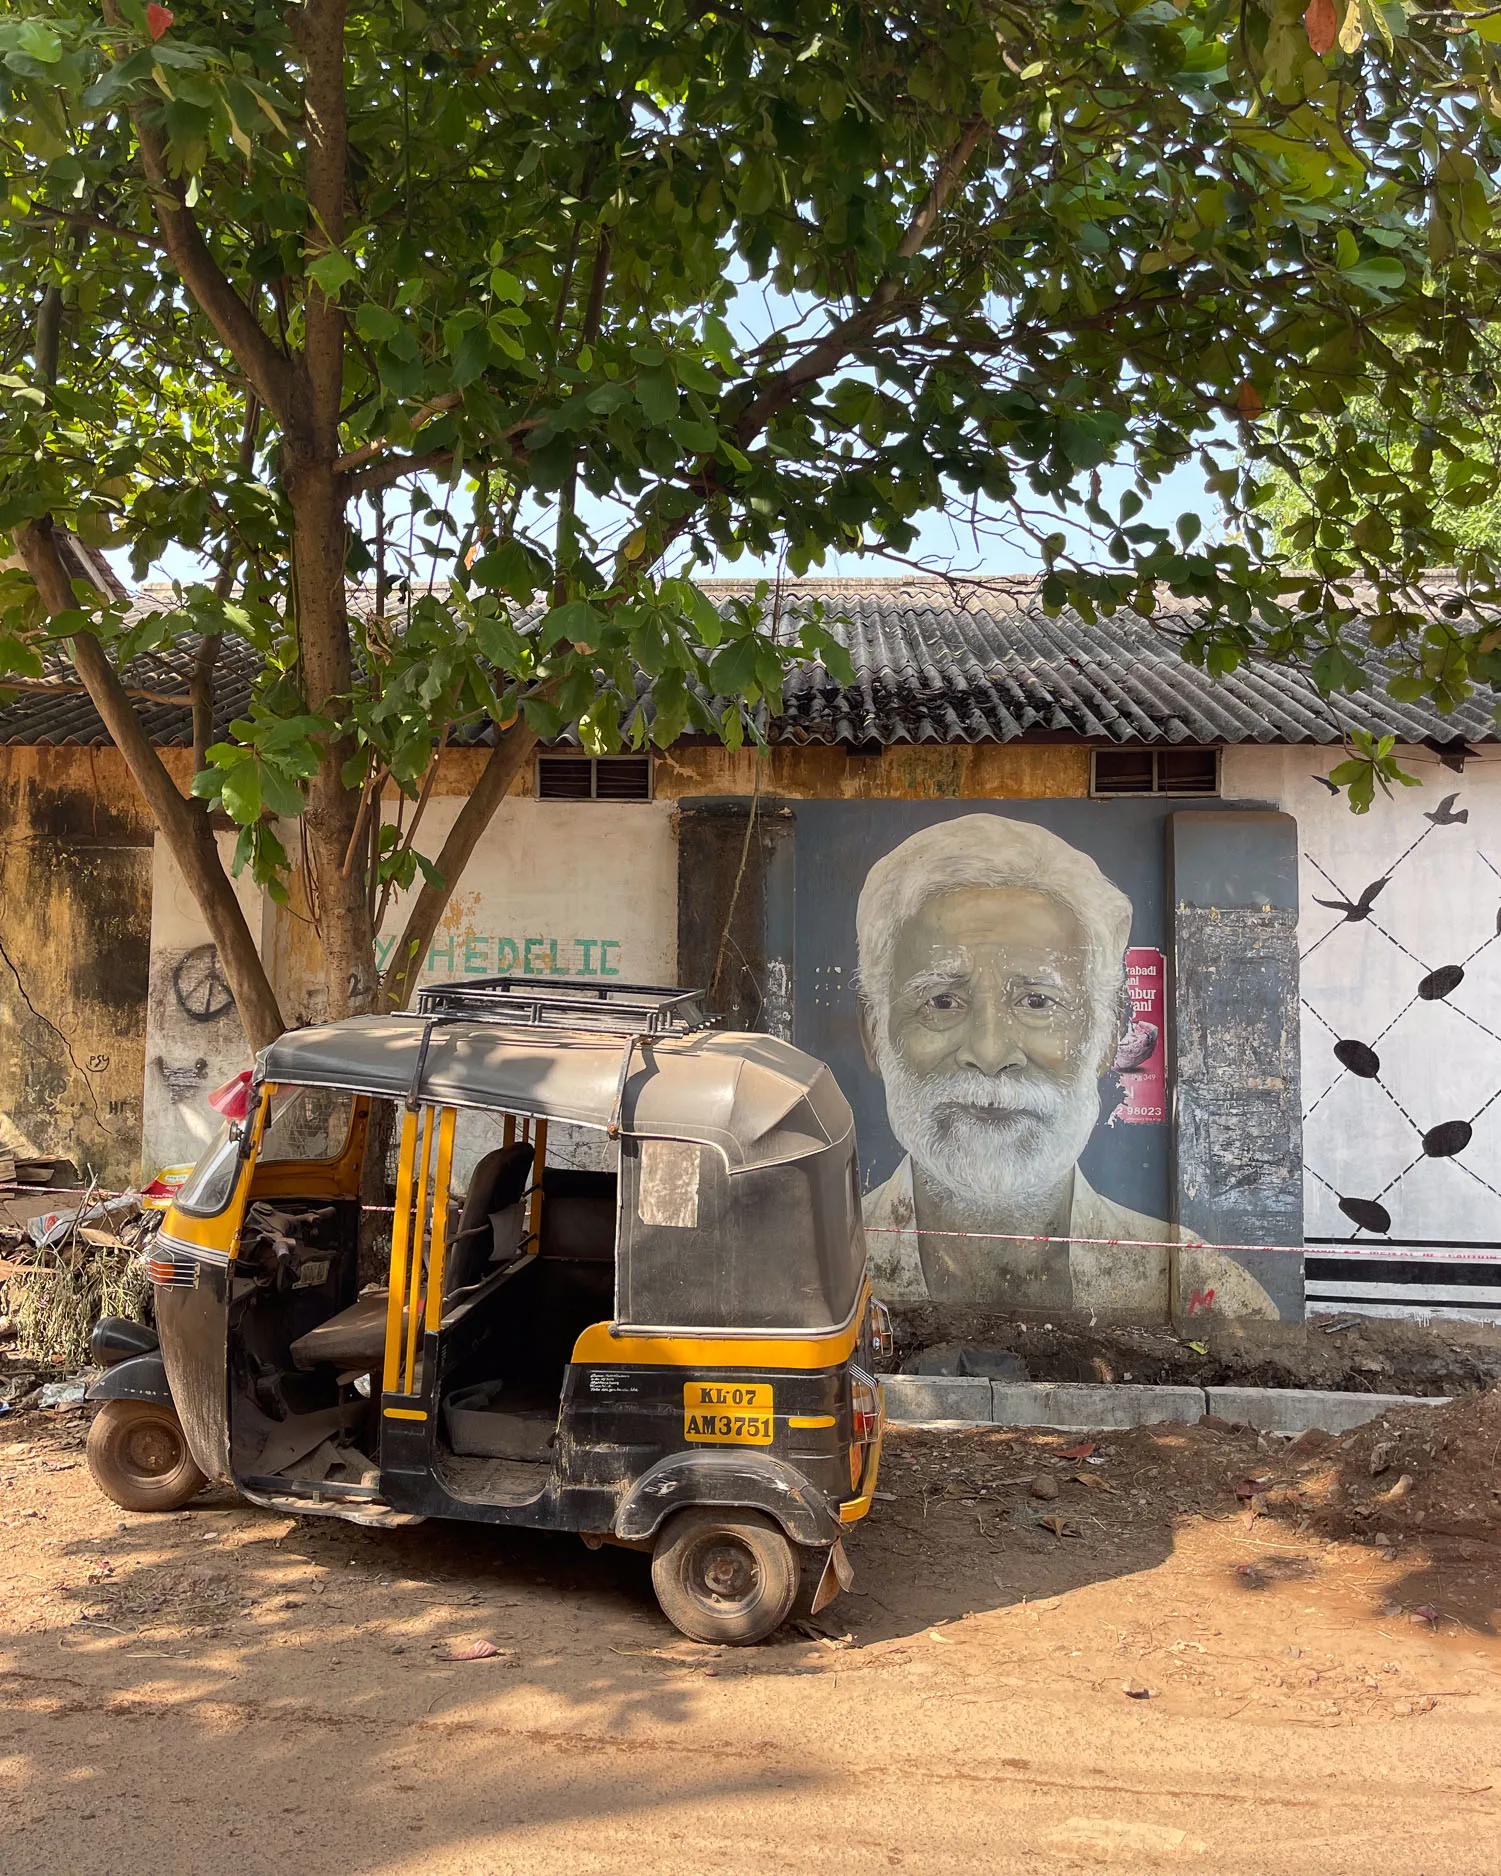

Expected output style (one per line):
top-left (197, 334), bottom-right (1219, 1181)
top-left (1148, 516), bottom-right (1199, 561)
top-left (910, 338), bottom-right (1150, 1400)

top-left (445, 1143), bottom-right (535, 1293)
top-left (288, 1143), bottom-right (537, 1373)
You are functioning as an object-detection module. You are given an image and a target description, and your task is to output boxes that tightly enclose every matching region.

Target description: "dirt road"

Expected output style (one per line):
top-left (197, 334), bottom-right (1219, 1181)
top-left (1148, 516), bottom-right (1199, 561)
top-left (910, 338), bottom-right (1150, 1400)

top-left (2, 1409), bottom-right (1497, 1875)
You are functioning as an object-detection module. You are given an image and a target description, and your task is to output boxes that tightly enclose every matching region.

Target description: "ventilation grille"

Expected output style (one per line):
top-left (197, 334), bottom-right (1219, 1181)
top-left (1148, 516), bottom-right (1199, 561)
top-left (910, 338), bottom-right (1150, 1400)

top-left (1092, 748), bottom-right (1219, 797)
top-left (536, 754), bottom-right (652, 801)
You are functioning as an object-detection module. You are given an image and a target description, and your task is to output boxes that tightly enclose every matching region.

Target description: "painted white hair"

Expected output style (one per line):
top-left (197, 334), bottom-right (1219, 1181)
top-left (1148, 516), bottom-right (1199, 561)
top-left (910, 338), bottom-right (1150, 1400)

top-left (855, 813), bottom-right (1133, 1049)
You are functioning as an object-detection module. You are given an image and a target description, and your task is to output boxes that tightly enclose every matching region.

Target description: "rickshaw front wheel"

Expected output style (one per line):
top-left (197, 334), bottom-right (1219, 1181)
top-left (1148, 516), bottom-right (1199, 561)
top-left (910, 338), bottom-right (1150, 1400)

top-left (86, 1399), bottom-right (207, 1513)
top-left (650, 1507), bottom-right (799, 1645)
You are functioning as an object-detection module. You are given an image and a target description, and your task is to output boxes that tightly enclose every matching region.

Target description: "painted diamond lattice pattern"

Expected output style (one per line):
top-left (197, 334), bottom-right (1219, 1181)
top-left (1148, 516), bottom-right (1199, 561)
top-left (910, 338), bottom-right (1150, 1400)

top-left (1299, 787), bottom-right (1501, 1244)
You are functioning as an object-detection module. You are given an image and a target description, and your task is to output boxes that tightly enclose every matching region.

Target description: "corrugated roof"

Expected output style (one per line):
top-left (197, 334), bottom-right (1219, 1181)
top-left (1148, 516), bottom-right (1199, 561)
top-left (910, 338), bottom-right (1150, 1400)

top-left (1, 577), bottom-right (1492, 749)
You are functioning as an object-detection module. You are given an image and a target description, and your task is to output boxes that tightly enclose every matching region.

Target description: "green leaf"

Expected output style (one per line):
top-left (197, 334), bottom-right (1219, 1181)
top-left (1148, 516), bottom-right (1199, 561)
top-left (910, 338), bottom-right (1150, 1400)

top-left (306, 249), bottom-right (359, 299)
top-left (1341, 257), bottom-right (1405, 295)
top-left (539, 598), bottom-right (603, 649)
top-left (15, 21), bottom-right (63, 62)
top-left (1311, 645), bottom-right (1365, 693)
top-left (636, 367), bottom-right (678, 427)
top-left (218, 759), bottom-right (263, 824)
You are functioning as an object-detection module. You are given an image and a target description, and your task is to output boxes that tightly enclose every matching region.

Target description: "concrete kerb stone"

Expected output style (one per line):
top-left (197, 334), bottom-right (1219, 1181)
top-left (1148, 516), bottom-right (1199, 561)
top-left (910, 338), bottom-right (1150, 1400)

top-left (991, 1381), bottom-right (1206, 1431)
top-left (879, 1376), bottom-right (1458, 1437)
top-left (1205, 1386), bottom-right (1452, 1436)
top-left (880, 1376), bottom-right (1206, 1430)
top-left (878, 1376), bottom-right (994, 1424)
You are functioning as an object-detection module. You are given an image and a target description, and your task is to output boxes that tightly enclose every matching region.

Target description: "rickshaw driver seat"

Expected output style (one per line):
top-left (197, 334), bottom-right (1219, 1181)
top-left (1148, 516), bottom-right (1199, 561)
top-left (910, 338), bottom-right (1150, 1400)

top-left (287, 1141), bottom-right (536, 1374)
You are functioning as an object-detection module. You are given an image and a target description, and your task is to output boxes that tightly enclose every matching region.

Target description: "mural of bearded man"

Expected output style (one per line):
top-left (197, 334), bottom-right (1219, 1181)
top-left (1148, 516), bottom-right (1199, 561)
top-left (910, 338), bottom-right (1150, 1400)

top-left (856, 814), bottom-right (1275, 1321)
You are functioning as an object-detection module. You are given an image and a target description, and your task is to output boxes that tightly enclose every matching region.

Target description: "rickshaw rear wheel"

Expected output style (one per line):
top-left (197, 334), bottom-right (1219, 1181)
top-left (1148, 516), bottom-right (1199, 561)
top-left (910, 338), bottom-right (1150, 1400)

top-left (86, 1399), bottom-right (207, 1513)
top-left (650, 1507), bottom-right (799, 1645)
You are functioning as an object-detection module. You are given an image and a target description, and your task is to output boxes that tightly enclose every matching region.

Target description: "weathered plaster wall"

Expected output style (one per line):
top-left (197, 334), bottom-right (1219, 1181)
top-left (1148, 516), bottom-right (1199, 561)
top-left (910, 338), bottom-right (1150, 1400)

top-left (1223, 745), bottom-right (1501, 1250)
top-left (140, 832), bottom-right (264, 1177)
top-left (0, 747), bottom-right (152, 1184)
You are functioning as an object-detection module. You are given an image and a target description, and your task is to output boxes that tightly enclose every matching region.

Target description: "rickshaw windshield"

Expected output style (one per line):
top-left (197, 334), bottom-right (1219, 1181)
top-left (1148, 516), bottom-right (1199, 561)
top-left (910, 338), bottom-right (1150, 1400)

top-left (173, 1123), bottom-right (242, 1218)
top-left (260, 1085), bottom-right (357, 1163)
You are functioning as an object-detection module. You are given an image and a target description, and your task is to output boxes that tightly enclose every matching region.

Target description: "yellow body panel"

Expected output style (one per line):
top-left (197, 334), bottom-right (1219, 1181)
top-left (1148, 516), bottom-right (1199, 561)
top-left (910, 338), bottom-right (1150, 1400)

top-left (570, 1287), bottom-right (867, 1374)
top-left (838, 1431), bottom-right (883, 1524)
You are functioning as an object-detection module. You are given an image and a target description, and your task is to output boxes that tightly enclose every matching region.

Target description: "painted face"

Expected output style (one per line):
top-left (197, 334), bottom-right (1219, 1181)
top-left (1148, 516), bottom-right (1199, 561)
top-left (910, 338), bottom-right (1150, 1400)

top-left (873, 885), bottom-right (1105, 1210)
top-left (886, 887), bottom-right (1094, 1084)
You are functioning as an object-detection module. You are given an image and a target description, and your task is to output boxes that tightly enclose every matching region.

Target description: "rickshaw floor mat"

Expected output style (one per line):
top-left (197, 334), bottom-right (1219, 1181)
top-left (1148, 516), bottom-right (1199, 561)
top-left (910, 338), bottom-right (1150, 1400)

top-left (434, 1451), bottom-right (552, 1504)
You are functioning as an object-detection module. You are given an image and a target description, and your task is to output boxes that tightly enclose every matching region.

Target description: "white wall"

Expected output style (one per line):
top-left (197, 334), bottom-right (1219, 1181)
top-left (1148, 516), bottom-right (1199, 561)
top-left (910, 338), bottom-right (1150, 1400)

top-left (373, 796), bottom-right (677, 996)
top-left (1224, 746), bottom-right (1501, 1249)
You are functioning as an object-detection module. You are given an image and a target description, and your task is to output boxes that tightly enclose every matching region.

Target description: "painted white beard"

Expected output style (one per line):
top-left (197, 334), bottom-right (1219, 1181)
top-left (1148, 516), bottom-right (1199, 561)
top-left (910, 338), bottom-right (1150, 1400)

top-left (873, 1041), bottom-right (1102, 1222)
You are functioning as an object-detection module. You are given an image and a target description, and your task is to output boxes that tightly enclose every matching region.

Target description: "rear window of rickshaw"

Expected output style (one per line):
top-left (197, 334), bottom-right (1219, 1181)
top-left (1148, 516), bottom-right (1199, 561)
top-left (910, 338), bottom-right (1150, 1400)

top-left (618, 1138), bottom-right (866, 1332)
top-left (259, 1087), bottom-right (357, 1163)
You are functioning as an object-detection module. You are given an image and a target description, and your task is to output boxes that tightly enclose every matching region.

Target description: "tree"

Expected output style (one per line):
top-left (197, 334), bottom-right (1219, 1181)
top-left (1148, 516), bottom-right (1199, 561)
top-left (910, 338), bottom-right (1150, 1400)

top-left (3, 0), bottom-right (1501, 1047)
top-left (1259, 323), bottom-right (1501, 564)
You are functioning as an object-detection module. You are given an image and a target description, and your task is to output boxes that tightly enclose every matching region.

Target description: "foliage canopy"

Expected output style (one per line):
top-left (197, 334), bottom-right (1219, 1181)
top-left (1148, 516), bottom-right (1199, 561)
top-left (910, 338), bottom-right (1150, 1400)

top-left (2, 0), bottom-right (1501, 1034)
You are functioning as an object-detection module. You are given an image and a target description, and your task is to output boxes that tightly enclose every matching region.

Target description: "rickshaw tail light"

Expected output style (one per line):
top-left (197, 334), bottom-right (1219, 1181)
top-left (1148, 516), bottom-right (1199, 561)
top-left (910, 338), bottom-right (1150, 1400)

top-left (850, 1370), bottom-right (879, 1444)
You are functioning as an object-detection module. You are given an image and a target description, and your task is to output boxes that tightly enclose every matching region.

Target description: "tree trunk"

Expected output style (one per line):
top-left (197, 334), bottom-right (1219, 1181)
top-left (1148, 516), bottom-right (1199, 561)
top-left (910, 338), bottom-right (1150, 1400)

top-left (288, 457), bottom-right (374, 1019)
top-left (13, 518), bottom-right (286, 1051)
top-left (288, 0), bottom-right (372, 1022)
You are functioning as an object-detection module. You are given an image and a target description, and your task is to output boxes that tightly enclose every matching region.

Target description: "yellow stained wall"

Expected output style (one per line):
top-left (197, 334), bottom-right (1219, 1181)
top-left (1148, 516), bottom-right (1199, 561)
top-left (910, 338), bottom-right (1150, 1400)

top-left (0, 747), bottom-right (154, 1184)
top-left (426, 739), bottom-right (1090, 801)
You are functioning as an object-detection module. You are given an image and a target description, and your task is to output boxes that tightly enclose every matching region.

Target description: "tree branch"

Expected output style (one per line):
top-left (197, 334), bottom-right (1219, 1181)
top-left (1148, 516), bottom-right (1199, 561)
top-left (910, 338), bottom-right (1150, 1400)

top-left (728, 117), bottom-right (987, 447)
top-left (13, 517), bottom-right (286, 1049)
top-left (25, 208), bottom-right (163, 251)
top-left (98, 0), bottom-right (296, 426)
top-left (297, 0), bottom-right (349, 453)
top-left (380, 716), bottom-right (539, 1011)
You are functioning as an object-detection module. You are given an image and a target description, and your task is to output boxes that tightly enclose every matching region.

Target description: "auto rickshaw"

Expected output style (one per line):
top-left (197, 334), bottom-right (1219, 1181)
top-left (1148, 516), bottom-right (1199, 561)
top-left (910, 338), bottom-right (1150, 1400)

top-left (86, 979), bottom-right (888, 1644)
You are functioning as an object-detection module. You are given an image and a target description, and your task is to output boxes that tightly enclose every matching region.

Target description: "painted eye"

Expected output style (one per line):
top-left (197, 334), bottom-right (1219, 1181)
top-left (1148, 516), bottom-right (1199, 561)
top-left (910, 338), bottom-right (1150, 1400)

top-left (1019, 992), bottom-right (1057, 1012)
top-left (926, 992), bottom-right (962, 1012)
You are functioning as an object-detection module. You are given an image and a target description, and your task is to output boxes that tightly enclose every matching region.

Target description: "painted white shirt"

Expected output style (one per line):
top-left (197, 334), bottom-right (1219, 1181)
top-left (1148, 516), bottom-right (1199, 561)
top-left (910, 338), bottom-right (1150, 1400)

top-left (862, 1154), bottom-right (1278, 1321)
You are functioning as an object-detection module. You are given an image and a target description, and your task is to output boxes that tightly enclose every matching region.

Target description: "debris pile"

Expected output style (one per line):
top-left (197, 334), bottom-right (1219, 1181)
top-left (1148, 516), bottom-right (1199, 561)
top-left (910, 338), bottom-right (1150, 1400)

top-left (0, 1188), bottom-right (157, 1369)
top-left (1278, 1381), bottom-right (1501, 1548)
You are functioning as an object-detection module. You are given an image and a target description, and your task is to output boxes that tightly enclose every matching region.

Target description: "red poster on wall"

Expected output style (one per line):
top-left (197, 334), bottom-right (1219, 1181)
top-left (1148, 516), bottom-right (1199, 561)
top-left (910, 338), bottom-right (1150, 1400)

top-left (1110, 946), bottom-right (1166, 1125)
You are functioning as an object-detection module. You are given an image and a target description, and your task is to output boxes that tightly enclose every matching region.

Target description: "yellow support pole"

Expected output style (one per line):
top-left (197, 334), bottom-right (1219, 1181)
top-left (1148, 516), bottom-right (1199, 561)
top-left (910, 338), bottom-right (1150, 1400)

top-left (403, 1105), bottom-right (434, 1394)
top-left (423, 1107), bottom-right (457, 1334)
top-left (382, 1108), bottom-right (420, 1397)
top-left (502, 1113), bottom-right (516, 1149)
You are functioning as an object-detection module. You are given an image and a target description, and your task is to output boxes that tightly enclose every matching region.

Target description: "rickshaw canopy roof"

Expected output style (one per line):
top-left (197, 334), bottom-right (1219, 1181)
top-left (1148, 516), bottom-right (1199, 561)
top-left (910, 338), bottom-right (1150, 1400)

top-left (258, 1019), bottom-right (852, 1171)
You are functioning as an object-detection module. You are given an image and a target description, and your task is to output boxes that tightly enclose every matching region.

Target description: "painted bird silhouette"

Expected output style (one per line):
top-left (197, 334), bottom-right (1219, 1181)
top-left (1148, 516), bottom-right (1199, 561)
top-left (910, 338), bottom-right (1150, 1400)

top-left (1312, 774), bottom-right (1340, 795)
top-left (1313, 876), bottom-right (1389, 922)
top-left (1424, 792), bottom-right (1469, 826)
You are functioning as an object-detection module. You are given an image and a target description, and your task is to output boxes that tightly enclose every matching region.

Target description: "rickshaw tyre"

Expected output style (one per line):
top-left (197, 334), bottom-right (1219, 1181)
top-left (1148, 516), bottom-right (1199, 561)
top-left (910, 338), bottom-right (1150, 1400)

top-left (86, 1399), bottom-right (207, 1513)
top-left (651, 1507), bottom-right (799, 1646)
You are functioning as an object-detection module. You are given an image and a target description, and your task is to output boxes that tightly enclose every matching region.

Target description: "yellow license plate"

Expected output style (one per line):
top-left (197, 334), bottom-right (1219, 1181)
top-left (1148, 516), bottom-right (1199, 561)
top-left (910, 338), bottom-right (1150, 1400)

top-left (683, 1381), bottom-right (774, 1445)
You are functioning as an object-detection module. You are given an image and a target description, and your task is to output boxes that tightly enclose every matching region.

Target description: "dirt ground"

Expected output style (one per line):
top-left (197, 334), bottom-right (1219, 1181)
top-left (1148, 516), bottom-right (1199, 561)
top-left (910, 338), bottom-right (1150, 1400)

top-left (1, 1395), bottom-right (1498, 1876)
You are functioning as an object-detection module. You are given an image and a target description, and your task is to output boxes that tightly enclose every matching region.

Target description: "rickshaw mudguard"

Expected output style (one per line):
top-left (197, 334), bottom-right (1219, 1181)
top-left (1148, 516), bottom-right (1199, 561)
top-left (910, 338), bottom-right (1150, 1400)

top-left (614, 1448), bottom-right (843, 1548)
top-left (85, 1352), bottom-right (173, 1407)
top-left (154, 1264), bottom-right (234, 1484)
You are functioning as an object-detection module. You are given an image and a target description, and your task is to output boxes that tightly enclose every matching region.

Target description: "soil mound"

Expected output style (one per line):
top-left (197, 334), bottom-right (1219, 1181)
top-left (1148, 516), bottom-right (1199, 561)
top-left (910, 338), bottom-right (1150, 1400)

top-left (1286, 1381), bottom-right (1501, 1548)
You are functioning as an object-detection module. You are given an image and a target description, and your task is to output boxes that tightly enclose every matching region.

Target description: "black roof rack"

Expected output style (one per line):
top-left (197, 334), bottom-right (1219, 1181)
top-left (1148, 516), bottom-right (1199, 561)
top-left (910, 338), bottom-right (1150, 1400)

top-left (411, 976), bottom-right (709, 1037)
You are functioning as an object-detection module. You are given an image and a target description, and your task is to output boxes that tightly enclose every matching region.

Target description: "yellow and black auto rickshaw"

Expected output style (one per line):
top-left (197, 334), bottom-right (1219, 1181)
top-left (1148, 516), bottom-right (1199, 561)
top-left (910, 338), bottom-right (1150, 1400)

top-left (86, 979), bottom-right (887, 1644)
